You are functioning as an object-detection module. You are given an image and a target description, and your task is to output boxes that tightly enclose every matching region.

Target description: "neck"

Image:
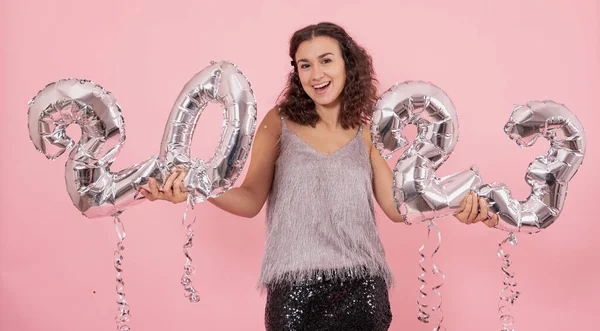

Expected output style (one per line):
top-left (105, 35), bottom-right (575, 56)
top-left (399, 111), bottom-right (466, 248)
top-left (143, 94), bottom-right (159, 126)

top-left (315, 102), bottom-right (341, 130)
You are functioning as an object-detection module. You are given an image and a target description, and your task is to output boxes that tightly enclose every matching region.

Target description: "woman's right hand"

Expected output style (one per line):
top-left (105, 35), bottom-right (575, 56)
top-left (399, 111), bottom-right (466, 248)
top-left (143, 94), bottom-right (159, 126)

top-left (138, 106), bottom-right (280, 216)
top-left (139, 168), bottom-right (189, 204)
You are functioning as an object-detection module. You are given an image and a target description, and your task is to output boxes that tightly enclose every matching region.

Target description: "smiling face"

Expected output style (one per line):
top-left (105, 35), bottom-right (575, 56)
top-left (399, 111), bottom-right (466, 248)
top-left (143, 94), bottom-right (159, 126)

top-left (294, 36), bottom-right (346, 110)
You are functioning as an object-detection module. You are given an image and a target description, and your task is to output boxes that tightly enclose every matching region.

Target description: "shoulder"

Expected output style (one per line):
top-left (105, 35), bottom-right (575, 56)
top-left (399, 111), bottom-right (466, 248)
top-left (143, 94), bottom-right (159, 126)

top-left (259, 106), bottom-right (283, 139)
top-left (360, 121), bottom-right (374, 153)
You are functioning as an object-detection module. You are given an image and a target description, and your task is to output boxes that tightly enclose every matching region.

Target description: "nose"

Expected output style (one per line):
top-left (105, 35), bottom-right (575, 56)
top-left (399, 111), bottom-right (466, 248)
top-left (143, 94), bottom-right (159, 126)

top-left (311, 64), bottom-right (325, 81)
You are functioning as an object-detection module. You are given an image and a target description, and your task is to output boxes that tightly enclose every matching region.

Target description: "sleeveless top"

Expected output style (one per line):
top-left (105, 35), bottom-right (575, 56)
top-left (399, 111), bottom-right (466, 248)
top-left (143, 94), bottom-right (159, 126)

top-left (258, 114), bottom-right (394, 290)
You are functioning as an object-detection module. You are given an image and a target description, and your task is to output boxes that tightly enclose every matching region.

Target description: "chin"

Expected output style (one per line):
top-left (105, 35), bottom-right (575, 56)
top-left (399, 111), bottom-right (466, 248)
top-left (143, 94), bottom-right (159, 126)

top-left (317, 97), bottom-right (341, 108)
top-left (310, 92), bottom-right (337, 104)
top-left (314, 98), bottom-right (333, 106)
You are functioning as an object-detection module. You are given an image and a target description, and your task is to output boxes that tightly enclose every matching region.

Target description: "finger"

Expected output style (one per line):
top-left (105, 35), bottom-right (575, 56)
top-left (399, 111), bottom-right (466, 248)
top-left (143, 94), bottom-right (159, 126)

top-left (484, 214), bottom-right (499, 227)
top-left (455, 194), bottom-right (472, 222)
top-left (149, 178), bottom-right (160, 199)
top-left (173, 170), bottom-right (185, 197)
top-left (467, 193), bottom-right (479, 223)
top-left (461, 193), bottom-right (476, 223)
top-left (139, 188), bottom-right (154, 201)
top-left (163, 170), bottom-right (178, 199)
top-left (475, 197), bottom-right (490, 222)
top-left (456, 194), bottom-right (467, 213)
top-left (151, 178), bottom-right (168, 200)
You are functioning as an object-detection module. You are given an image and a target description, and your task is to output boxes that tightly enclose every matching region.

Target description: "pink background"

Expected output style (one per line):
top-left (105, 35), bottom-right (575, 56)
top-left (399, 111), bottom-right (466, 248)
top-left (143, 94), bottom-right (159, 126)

top-left (1, 0), bottom-right (598, 330)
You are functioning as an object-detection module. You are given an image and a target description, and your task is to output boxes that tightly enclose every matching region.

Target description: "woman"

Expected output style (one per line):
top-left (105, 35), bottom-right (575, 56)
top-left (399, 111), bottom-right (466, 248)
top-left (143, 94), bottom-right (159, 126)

top-left (140, 22), bottom-right (497, 330)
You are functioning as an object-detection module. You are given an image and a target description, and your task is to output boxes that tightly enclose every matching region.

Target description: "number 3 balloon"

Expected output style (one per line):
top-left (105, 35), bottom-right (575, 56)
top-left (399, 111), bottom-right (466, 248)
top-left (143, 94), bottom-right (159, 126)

top-left (479, 100), bottom-right (585, 233)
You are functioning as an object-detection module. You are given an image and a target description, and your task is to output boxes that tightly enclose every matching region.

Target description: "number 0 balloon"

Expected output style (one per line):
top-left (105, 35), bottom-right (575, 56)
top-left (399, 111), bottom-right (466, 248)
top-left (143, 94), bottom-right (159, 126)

top-left (158, 61), bottom-right (257, 303)
top-left (159, 61), bottom-right (257, 203)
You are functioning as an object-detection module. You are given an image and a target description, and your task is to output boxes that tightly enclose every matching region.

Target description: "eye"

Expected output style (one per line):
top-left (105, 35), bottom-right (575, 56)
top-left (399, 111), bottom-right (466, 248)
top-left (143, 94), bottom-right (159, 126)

top-left (300, 63), bottom-right (310, 69)
top-left (322, 58), bottom-right (332, 64)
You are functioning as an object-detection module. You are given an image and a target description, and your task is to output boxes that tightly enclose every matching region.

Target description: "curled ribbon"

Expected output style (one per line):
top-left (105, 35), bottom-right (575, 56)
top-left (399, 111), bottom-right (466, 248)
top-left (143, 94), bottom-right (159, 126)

top-left (498, 233), bottom-right (519, 331)
top-left (417, 220), bottom-right (446, 331)
top-left (113, 214), bottom-right (131, 331)
top-left (180, 195), bottom-right (200, 303)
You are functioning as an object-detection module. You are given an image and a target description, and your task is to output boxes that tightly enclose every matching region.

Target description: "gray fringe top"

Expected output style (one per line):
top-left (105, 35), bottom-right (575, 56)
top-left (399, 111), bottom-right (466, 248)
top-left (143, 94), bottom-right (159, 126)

top-left (258, 114), bottom-right (393, 290)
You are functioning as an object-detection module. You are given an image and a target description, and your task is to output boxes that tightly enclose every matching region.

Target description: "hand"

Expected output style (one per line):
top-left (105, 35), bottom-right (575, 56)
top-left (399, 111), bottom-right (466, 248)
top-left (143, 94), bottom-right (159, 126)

top-left (139, 168), bottom-right (189, 204)
top-left (455, 192), bottom-right (499, 228)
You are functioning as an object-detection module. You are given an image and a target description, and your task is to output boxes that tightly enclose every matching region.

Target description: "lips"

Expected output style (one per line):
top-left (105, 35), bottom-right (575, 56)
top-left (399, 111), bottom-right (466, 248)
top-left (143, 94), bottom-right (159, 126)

top-left (312, 81), bottom-right (331, 94)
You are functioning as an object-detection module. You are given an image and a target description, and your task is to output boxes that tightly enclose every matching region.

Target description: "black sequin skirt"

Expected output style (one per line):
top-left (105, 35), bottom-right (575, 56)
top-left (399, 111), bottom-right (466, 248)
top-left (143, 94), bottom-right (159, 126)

top-left (264, 273), bottom-right (392, 331)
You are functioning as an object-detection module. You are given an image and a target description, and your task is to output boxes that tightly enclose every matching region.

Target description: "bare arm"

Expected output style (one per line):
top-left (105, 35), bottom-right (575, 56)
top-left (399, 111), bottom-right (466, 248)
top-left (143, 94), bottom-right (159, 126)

top-left (363, 128), bottom-right (404, 223)
top-left (141, 107), bottom-right (282, 218)
top-left (207, 107), bottom-right (281, 217)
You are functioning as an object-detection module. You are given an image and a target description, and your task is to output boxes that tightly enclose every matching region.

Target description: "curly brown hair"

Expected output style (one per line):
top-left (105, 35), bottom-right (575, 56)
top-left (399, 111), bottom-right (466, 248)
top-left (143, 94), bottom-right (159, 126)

top-left (277, 22), bottom-right (378, 130)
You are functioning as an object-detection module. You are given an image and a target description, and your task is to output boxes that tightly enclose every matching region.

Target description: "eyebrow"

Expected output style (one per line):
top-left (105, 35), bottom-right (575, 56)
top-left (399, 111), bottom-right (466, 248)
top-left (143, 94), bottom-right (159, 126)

top-left (296, 52), bottom-right (334, 63)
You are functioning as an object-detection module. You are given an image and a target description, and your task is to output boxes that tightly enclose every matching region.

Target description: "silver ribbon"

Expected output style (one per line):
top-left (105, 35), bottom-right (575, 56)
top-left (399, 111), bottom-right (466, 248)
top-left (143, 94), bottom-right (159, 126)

top-left (417, 220), bottom-right (446, 331)
top-left (113, 214), bottom-right (131, 331)
top-left (180, 195), bottom-right (200, 303)
top-left (497, 233), bottom-right (519, 331)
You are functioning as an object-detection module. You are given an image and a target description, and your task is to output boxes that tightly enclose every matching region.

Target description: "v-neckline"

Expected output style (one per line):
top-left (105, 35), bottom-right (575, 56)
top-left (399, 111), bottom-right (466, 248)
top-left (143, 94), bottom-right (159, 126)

top-left (282, 118), bottom-right (362, 157)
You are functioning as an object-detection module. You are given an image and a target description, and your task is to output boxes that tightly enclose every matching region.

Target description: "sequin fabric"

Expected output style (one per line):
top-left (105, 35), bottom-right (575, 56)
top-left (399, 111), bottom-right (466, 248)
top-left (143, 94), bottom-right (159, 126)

top-left (265, 273), bottom-right (392, 331)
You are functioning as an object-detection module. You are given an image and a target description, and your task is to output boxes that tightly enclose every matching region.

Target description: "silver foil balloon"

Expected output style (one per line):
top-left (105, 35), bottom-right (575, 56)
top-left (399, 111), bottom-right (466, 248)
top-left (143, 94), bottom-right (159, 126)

top-left (157, 61), bottom-right (257, 302)
top-left (479, 100), bottom-right (586, 233)
top-left (27, 79), bottom-right (161, 218)
top-left (158, 61), bottom-right (257, 202)
top-left (371, 81), bottom-right (482, 225)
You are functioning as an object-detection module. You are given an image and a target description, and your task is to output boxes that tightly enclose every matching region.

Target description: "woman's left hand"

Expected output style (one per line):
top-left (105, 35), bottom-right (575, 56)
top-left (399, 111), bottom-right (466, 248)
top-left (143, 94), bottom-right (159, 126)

top-left (454, 192), bottom-right (499, 228)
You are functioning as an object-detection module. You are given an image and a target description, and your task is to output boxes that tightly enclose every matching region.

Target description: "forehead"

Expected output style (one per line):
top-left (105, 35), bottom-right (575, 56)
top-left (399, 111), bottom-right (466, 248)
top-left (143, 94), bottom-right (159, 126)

top-left (295, 36), bottom-right (341, 60)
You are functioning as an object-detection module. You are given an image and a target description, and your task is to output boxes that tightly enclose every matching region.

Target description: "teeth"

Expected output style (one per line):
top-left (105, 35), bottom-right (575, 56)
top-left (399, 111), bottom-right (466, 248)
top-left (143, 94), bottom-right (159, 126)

top-left (314, 82), bottom-right (330, 88)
